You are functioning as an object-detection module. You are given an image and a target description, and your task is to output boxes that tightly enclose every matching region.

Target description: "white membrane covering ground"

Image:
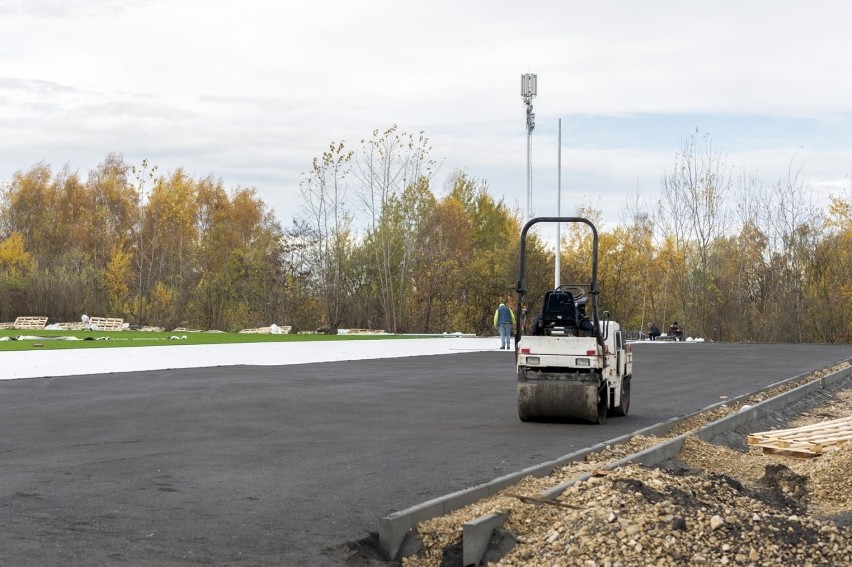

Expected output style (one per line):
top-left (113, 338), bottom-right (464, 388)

top-left (3, 337), bottom-right (497, 380)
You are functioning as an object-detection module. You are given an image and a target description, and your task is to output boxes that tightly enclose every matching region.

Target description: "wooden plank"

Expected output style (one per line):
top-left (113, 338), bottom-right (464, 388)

top-left (749, 417), bottom-right (852, 440)
top-left (761, 446), bottom-right (820, 458)
top-left (748, 416), bottom-right (852, 457)
top-left (749, 430), bottom-right (852, 444)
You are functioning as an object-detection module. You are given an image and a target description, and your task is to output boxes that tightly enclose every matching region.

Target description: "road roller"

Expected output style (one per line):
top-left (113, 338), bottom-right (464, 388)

top-left (514, 217), bottom-right (632, 423)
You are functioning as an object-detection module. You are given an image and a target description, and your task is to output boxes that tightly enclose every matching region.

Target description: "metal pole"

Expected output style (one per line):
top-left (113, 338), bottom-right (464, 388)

top-left (521, 73), bottom-right (536, 222)
top-left (526, 126), bottom-right (532, 221)
top-left (555, 119), bottom-right (561, 288)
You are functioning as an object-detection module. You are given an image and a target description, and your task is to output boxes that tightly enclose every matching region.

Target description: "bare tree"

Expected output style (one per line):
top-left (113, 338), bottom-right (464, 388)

top-left (659, 129), bottom-right (731, 337)
top-left (354, 125), bottom-right (434, 331)
top-left (764, 158), bottom-right (823, 341)
top-left (130, 159), bottom-right (158, 326)
top-left (730, 167), bottom-right (770, 340)
top-left (299, 141), bottom-right (354, 330)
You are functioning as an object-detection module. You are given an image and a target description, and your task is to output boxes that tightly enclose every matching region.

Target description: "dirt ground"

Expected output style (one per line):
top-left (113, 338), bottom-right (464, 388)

top-left (399, 362), bottom-right (852, 567)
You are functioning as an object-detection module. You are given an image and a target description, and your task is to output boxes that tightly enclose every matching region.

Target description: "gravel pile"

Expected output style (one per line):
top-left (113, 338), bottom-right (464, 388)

top-left (401, 367), bottom-right (852, 567)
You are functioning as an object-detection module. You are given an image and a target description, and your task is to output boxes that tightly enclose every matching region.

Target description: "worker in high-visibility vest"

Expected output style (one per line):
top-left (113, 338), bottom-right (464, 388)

top-left (493, 302), bottom-right (516, 350)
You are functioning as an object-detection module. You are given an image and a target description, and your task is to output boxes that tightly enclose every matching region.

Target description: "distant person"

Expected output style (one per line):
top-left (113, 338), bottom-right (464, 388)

top-left (649, 323), bottom-right (661, 341)
top-left (493, 302), bottom-right (516, 350)
top-left (669, 321), bottom-right (682, 341)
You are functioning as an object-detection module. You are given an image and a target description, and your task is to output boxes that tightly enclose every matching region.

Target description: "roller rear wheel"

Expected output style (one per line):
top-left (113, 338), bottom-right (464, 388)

top-left (612, 375), bottom-right (631, 416)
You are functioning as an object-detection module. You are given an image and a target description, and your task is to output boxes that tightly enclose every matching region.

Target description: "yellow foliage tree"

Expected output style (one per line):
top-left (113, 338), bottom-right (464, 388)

top-left (816, 191), bottom-right (852, 341)
top-left (103, 240), bottom-right (132, 317)
top-left (0, 232), bottom-right (37, 319)
top-left (0, 232), bottom-right (36, 278)
top-left (147, 281), bottom-right (176, 329)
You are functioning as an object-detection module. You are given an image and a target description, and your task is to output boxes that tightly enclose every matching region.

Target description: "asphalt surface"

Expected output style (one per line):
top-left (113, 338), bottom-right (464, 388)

top-left (2, 342), bottom-right (851, 565)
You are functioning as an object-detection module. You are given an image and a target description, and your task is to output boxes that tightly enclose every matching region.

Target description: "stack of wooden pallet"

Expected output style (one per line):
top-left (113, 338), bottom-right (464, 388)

top-left (747, 416), bottom-right (852, 457)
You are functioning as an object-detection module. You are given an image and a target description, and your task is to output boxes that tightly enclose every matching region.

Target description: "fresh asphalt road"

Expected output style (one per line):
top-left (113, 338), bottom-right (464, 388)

top-left (2, 342), bottom-right (851, 565)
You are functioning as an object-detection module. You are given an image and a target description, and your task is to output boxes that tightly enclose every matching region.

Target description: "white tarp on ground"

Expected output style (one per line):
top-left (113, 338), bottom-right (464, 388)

top-left (3, 337), bottom-right (497, 380)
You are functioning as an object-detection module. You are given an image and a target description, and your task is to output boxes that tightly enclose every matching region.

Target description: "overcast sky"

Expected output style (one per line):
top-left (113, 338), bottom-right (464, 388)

top-left (2, 0), bottom-right (851, 229)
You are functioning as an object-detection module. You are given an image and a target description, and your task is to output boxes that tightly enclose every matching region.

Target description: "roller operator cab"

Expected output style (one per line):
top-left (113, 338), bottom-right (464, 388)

top-left (514, 217), bottom-right (633, 423)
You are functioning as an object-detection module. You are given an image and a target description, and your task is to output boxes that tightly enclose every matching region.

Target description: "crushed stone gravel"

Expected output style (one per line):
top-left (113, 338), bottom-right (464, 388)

top-left (401, 361), bottom-right (852, 567)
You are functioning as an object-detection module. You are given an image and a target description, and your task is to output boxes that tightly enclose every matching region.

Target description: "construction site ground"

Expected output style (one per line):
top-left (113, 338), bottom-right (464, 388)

top-left (400, 362), bottom-right (852, 567)
top-left (2, 342), bottom-right (851, 566)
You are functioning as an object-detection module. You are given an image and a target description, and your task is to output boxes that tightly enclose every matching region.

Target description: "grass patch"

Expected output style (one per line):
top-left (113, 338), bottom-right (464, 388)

top-left (0, 329), bottom-right (427, 351)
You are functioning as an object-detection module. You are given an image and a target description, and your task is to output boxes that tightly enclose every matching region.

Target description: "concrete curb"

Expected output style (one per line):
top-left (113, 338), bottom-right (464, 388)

top-left (378, 363), bottom-right (852, 560)
top-left (462, 512), bottom-right (507, 567)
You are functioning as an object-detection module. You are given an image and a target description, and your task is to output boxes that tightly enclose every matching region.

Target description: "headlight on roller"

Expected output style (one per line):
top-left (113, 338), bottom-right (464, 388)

top-left (575, 358), bottom-right (591, 366)
top-left (526, 356), bottom-right (540, 365)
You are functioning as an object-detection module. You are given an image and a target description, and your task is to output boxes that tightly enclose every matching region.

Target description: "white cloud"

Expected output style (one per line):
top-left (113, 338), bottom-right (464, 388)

top-left (1, 0), bottom-right (851, 228)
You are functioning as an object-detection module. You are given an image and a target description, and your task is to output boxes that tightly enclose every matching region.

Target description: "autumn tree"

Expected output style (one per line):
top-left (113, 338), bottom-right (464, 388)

top-left (103, 240), bottom-right (133, 317)
top-left (0, 232), bottom-right (36, 319)
top-left (3, 163), bottom-right (56, 265)
top-left (189, 181), bottom-right (285, 331)
top-left (444, 172), bottom-right (523, 334)
top-left (412, 194), bottom-right (471, 332)
top-left (597, 222), bottom-right (653, 332)
top-left (806, 179), bottom-right (852, 342)
top-left (619, 189), bottom-right (661, 335)
top-left (86, 154), bottom-right (138, 316)
top-left (2, 164), bottom-right (95, 319)
top-left (143, 169), bottom-right (200, 327)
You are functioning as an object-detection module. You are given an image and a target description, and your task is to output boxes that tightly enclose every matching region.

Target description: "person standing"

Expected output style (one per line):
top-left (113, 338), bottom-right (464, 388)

top-left (493, 302), bottom-right (516, 350)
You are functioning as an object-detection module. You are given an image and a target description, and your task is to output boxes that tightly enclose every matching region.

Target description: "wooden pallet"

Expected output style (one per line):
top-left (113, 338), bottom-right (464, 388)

top-left (13, 316), bottom-right (49, 330)
top-left (89, 317), bottom-right (124, 331)
top-left (747, 416), bottom-right (852, 457)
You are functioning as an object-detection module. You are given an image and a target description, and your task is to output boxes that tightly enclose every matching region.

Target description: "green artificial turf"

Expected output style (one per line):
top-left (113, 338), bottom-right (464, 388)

top-left (0, 329), bottom-right (424, 351)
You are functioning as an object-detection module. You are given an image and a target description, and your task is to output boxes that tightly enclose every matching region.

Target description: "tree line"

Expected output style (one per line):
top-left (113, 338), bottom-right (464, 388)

top-left (1, 127), bottom-right (850, 342)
